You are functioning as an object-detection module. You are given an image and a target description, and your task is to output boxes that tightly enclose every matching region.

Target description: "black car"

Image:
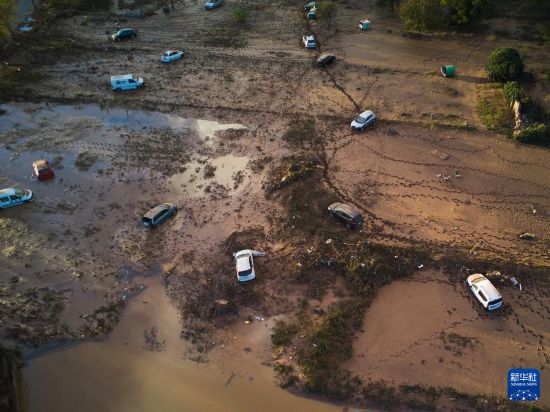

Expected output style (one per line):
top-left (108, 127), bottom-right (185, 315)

top-left (317, 54), bottom-right (336, 68)
top-left (142, 203), bottom-right (177, 228)
top-left (328, 202), bottom-right (363, 229)
top-left (112, 28), bottom-right (137, 42)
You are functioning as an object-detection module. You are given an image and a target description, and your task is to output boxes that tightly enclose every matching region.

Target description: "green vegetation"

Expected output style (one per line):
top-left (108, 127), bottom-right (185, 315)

top-left (297, 299), bottom-right (364, 395)
top-left (485, 47), bottom-right (524, 82)
top-left (0, 0), bottom-right (15, 37)
top-left (317, 0), bottom-right (337, 28)
top-left (0, 347), bottom-right (22, 412)
top-left (440, 0), bottom-right (491, 26)
top-left (477, 86), bottom-right (513, 135)
top-left (271, 320), bottom-right (299, 346)
top-left (232, 7), bottom-right (248, 24)
top-left (514, 124), bottom-right (550, 146)
top-left (502, 80), bottom-right (523, 103)
top-left (399, 0), bottom-right (443, 31)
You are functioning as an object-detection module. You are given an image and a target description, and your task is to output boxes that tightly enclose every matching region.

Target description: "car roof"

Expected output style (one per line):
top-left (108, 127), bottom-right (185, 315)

top-left (111, 74), bottom-right (134, 80)
top-left (305, 35), bottom-right (314, 40)
top-left (143, 203), bottom-right (172, 219)
top-left (119, 28), bottom-right (133, 32)
top-left (33, 159), bottom-right (49, 168)
top-left (236, 251), bottom-right (252, 271)
top-left (318, 53), bottom-right (334, 60)
top-left (359, 110), bottom-right (375, 117)
top-left (0, 188), bottom-right (16, 196)
top-left (468, 274), bottom-right (502, 300)
top-left (333, 202), bottom-right (361, 217)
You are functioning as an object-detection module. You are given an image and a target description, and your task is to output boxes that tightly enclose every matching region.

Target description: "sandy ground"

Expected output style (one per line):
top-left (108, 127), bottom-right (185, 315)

top-left (346, 269), bottom-right (550, 401)
top-left (1, 0), bottom-right (549, 408)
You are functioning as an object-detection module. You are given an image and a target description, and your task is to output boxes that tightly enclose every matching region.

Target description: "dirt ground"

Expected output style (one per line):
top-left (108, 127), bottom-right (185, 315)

top-left (1, 0), bottom-right (549, 409)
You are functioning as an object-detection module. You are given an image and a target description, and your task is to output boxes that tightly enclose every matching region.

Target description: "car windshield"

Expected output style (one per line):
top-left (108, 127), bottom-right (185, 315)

top-left (489, 298), bottom-right (502, 306)
top-left (355, 115), bottom-right (366, 123)
top-left (238, 269), bottom-right (253, 277)
top-left (14, 189), bottom-right (25, 196)
top-left (471, 276), bottom-right (486, 284)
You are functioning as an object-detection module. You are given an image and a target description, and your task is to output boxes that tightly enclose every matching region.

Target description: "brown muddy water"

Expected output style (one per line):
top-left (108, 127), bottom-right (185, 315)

top-left (1, 103), bottom-right (342, 411)
top-left (22, 277), bottom-right (341, 412)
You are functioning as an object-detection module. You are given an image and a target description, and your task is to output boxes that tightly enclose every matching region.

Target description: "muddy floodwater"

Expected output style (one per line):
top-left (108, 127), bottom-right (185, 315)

top-left (0, 103), bottom-right (340, 411)
top-left (22, 277), bottom-right (340, 412)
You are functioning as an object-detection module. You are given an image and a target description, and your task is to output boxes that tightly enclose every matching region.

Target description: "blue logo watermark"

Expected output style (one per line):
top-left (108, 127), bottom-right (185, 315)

top-left (508, 368), bottom-right (540, 401)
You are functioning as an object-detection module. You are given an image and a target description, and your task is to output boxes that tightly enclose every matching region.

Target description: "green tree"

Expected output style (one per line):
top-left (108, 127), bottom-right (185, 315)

top-left (0, 0), bottom-right (15, 37)
top-left (376, 0), bottom-right (401, 11)
top-left (485, 47), bottom-right (524, 82)
top-left (317, 0), bottom-right (337, 28)
top-left (440, 0), bottom-right (491, 26)
top-left (502, 81), bottom-right (522, 103)
top-left (399, 0), bottom-right (443, 32)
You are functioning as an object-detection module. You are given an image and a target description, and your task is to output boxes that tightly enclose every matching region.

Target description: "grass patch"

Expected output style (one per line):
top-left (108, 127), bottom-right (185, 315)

top-left (282, 118), bottom-right (318, 147)
top-left (266, 156), bottom-right (319, 194)
top-left (477, 86), bottom-right (514, 135)
top-left (271, 320), bottom-right (299, 346)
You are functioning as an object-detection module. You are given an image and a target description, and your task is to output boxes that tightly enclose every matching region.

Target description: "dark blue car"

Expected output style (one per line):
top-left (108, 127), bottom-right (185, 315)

top-left (142, 203), bottom-right (177, 228)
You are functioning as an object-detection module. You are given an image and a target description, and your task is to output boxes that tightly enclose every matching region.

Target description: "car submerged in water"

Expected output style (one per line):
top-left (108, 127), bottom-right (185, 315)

top-left (0, 188), bottom-right (33, 209)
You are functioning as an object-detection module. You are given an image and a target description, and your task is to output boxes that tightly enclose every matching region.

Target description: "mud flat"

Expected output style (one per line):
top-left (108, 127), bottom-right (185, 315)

top-left (22, 277), bottom-right (340, 412)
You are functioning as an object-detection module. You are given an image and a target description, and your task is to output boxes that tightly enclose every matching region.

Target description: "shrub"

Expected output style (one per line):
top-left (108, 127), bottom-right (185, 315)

top-left (399, 0), bottom-right (442, 32)
top-left (485, 47), bottom-right (524, 82)
top-left (513, 124), bottom-right (550, 146)
top-left (502, 81), bottom-right (522, 103)
top-left (317, 0), bottom-right (337, 27)
top-left (232, 7), bottom-right (247, 24)
top-left (440, 0), bottom-right (492, 26)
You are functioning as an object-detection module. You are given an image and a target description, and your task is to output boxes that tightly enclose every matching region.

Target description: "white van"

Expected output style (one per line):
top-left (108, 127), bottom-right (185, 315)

top-left (467, 273), bottom-right (503, 311)
top-left (0, 188), bottom-right (34, 209)
top-left (111, 74), bottom-right (144, 91)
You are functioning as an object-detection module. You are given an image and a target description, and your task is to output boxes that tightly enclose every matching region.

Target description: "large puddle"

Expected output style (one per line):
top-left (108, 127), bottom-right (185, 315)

top-left (1, 103), bottom-right (342, 411)
top-left (22, 277), bottom-right (341, 412)
top-left (0, 103), bottom-right (244, 137)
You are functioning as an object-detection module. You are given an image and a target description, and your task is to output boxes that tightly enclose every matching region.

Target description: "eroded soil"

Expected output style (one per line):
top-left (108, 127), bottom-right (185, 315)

top-left (1, 0), bottom-right (549, 409)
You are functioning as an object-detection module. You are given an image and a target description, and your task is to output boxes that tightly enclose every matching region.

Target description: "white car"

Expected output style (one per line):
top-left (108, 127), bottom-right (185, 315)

top-left (160, 50), bottom-right (184, 63)
top-left (0, 188), bottom-right (33, 209)
top-left (467, 273), bottom-right (503, 311)
top-left (110, 74), bottom-right (144, 91)
top-left (233, 249), bottom-right (266, 282)
top-left (303, 35), bottom-right (316, 49)
top-left (351, 110), bottom-right (376, 130)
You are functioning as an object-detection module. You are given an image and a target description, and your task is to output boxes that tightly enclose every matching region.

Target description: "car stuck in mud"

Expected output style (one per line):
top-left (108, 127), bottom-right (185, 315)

top-left (1, 0), bottom-right (549, 410)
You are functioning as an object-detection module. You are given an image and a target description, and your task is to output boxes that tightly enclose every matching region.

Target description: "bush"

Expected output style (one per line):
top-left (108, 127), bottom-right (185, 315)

top-left (440, 0), bottom-right (492, 26)
top-left (502, 81), bottom-right (522, 103)
top-left (232, 7), bottom-right (247, 24)
top-left (399, 0), bottom-right (443, 32)
top-left (514, 124), bottom-right (550, 146)
top-left (317, 0), bottom-right (337, 27)
top-left (485, 48), bottom-right (524, 82)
